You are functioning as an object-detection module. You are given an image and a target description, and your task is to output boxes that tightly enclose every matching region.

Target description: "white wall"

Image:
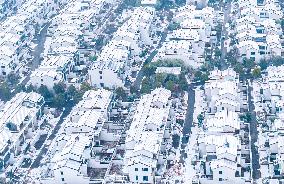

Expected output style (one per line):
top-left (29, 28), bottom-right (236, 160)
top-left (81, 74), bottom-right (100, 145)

top-left (88, 68), bottom-right (124, 89)
top-left (128, 163), bottom-right (154, 183)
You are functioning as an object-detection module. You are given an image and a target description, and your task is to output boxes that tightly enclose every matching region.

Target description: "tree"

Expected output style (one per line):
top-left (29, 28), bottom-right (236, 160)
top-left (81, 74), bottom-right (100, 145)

top-left (115, 87), bottom-right (127, 101)
top-left (165, 80), bottom-right (175, 92)
top-left (155, 0), bottom-right (174, 10)
top-left (80, 82), bottom-right (92, 93)
top-left (214, 48), bottom-right (222, 58)
top-left (38, 85), bottom-right (53, 100)
top-left (67, 85), bottom-right (77, 97)
top-left (168, 22), bottom-right (181, 31)
top-left (207, 59), bottom-right (221, 70)
top-left (130, 85), bottom-right (137, 94)
top-left (89, 55), bottom-right (97, 62)
top-left (52, 93), bottom-right (66, 108)
top-left (95, 36), bottom-right (104, 50)
top-left (141, 77), bottom-right (152, 94)
top-left (15, 84), bottom-right (25, 93)
top-left (143, 64), bottom-right (157, 76)
top-left (197, 114), bottom-right (204, 128)
top-left (175, 0), bottom-right (186, 6)
top-left (194, 70), bottom-right (209, 84)
top-left (73, 91), bottom-right (83, 103)
top-left (123, 0), bottom-right (140, 7)
top-left (139, 49), bottom-right (148, 58)
top-left (270, 56), bottom-right (284, 66)
top-left (179, 74), bottom-right (188, 91)
top-left (6, 72), bottom-right (19, 85)
top-left (0, 82), bottom-right (12, 101)
top-left (243, 58), bottom-right (255, 70)
top-left (241, 112), bottom-right (252, 123)
top-left (53, 82), bottom-right (65, 94)
top-left (259, 59), bottom-right (269, 70)
top-left (233, 63), bottom-right (245, 78)
top-left (252, 68), bottom-right (261, 79)
top-left (26, 84), bottom-right (36, 92)
top-left (155, 73), bottom-right (166, 88)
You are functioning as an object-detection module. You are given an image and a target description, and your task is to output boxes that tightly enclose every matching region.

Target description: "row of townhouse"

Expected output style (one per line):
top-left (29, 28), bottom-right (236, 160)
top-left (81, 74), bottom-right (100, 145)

top-left (0, 92), bottom-right (44, 172)
top-left (187, 69), bottom-right (252, 184)
top-left (253, 65), bottom-right (284, 183)
top-left (30, 55), bottom-right (74, 90)
top-left (235, 0), bottom-right (283, 62)
top-left (88, 6), bottom-right (156, 89)
top-left (29, 0), bottom-right (108, 90)
top-left (154, 4), bottom-right (216, 69)
top-left (122, 88), bottom-right (174, 183)
top-left (0, 0), bottom-right (57, 77)
top-left (38, 88), bottom-right (175, 184)
top-left (39, 89), bottom-right (116, 184)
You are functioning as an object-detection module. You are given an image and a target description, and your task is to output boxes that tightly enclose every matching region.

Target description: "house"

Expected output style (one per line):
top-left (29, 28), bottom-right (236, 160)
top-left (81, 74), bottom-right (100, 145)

top-left (123, 88), bottom-right (173, 183)
top-left (235, 0), bottom-right (282, 62)
top-left (88, 40), bottom-right (129, 89)
top-left (154, 4), bottom-right (215, 68)
top-left (40, 89), bottom-right (113, 184)
top-left (0, 92), bottom-right (44, 170)
top-left (41, 134), bottom-right (91, 184)
top-left (190, 69), bottom-right (251, 183)
top-left (29, 55), bottom-right (74, 90)
top-left (0, 0), bottom-right (56, 77)
top-left (88, 7), bottom-right (156, 89)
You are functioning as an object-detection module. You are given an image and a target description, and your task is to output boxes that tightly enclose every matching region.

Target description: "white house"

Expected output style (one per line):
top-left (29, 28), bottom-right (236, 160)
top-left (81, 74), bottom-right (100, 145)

top-left (29, 55), bottom-right (74, 90)
top-left (41, 134), bottom-right (91, 184)
top-left (123, 88), bottom-right (173, 183)
top-left (0, 92), bottom-right (44, 170)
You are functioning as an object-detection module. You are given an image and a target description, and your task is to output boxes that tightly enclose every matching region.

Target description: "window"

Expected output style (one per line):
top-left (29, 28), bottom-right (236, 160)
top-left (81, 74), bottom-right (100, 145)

top-left (61, 178), bottom-right (65, 181)
top-left (251, 52), bottom-right (255, 55)
top-left (142, 168), bottom-right (148, 171)
top-left (135, 168), bottom-right (138, 171)
top-left (260, 12), bottom-right (266, 17)
top-left (256, 29), bottom-right (264, 34)
top-left (135, 176), bottom-right (138, 180)
top-left (219, 171), bottom-right (222, 174)
top-left (61, 171), bottom-right (63, 175)
top-left (219, 178), bottom-right (222, 181)
top-left (99, 71), bottom-right (102, 74)
top-left (143, 176), bottom-right (148, 181)
top-left (100, 76), bottom-right (102, 79)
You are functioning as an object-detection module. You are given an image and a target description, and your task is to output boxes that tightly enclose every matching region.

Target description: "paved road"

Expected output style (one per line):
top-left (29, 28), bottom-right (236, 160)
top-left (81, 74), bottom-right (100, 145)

top-left (30, 105), bottom-right (73, 169)
top-left (21, 22), bottom-right (51, 86)
top-left (220, 1), bottom-right (231, 70)
top-left (247, 80), bottom-right (260, 180)
top-left (182, 84), bottom-right (196, 136)
top-left (180, 83), bottom-right (196, 154)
